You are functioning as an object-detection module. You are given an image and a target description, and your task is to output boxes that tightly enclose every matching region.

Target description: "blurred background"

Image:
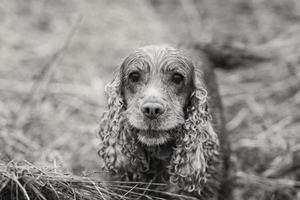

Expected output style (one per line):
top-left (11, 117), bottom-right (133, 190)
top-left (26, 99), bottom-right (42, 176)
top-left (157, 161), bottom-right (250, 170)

top-left (0, 0), bottom-right (299, 199)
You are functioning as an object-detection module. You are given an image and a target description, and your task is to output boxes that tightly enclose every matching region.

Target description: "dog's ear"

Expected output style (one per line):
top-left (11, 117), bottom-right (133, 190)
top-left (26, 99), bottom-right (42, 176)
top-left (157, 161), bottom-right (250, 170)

top-left (97, 67), bottom-right (133, 175)
top-left (98, 65), bottom-right (147, 179)
top-left (169, 65), bottom-right (222, 197)
top-left (98, 68), bottom-right (127, 172)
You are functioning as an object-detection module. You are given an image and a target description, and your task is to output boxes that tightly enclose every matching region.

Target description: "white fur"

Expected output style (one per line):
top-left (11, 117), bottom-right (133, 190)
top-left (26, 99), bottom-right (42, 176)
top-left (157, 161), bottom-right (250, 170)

top-left (137, 134), bottom-right (170, 146)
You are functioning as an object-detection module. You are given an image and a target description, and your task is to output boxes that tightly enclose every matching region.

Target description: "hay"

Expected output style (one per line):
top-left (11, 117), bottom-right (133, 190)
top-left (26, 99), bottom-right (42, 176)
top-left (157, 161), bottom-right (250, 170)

top-left (0, 162), bottom-right (120, 200)
top-left (1, 162), bottom-right (299, 200)
top-left (0, 162), bottom-right (201, 200)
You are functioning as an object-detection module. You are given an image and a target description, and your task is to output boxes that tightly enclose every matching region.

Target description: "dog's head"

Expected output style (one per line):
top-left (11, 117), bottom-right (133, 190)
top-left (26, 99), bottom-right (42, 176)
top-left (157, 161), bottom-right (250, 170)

top-left (120, 45), bottom-right (198, 145)
top-left (104, 45), bottom-right (207, 146)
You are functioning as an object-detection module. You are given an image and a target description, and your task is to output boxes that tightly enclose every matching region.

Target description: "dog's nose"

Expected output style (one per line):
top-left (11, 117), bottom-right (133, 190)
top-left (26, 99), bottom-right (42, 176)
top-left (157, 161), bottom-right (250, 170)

top-left (141, 102), bottom-right (165, 119)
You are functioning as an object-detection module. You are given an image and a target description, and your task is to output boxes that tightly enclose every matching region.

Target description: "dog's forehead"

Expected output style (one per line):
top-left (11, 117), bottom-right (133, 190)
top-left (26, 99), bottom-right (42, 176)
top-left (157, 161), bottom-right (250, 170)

top-left (128, 45), bottom-right (193, 72)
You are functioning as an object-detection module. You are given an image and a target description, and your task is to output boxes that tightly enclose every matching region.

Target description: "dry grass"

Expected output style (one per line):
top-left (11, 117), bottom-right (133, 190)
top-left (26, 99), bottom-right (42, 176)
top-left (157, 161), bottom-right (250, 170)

top-left (0, 162), bottom-right (203, 200)
top-left (0, 161), bottom-right (118, 200)
top-left (0, 0), bottom-right (300, 199)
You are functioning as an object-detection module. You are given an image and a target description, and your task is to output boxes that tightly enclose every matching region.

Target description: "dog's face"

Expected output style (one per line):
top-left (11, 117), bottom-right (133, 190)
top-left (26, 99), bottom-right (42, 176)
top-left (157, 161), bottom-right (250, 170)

top-left (120, 46), bottom-right (194, 145)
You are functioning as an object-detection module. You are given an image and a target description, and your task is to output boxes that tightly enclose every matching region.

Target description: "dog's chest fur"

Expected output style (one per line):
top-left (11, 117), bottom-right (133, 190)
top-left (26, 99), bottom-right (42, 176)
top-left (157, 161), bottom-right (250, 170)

top-left (142, 140), bottom-right (175, 183)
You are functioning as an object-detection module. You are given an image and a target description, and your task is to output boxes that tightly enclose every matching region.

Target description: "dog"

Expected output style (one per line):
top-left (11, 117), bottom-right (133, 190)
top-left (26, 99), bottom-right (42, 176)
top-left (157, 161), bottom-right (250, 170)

top-left (98, 45), bottom-right (230, 199)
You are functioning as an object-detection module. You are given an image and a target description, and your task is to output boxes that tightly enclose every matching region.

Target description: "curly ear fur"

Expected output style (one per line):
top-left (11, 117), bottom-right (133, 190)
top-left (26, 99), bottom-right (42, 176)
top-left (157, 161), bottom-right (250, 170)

top-left (169, 69), bottom-right (222, 198)
top-left (98, 69), bottom-right (148, 179)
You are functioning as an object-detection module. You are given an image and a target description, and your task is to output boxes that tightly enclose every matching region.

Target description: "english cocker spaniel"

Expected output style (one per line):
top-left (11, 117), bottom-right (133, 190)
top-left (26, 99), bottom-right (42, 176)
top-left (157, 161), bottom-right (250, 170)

top-left (98, 45), bottom-right (230, 200)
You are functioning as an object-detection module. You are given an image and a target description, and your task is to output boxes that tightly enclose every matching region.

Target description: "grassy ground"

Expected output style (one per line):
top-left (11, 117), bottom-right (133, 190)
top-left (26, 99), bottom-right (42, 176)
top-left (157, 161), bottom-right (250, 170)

top-left (0, 0), bottom-right (299, 199)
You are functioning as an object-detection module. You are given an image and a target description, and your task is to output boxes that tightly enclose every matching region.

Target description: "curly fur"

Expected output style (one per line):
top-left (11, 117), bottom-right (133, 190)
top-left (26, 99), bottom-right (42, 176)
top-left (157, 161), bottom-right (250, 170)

top-left (98, 45), bottom-right (225, 199)
top-left (98, 72), bottom-right (149, 179)
top-left (168, 88), bottom-right (222, 197)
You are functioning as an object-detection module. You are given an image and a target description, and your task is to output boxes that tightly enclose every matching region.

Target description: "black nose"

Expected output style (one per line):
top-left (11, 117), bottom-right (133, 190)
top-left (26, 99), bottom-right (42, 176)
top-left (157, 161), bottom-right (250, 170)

top-left (141, 102), bottom-right (165, 119)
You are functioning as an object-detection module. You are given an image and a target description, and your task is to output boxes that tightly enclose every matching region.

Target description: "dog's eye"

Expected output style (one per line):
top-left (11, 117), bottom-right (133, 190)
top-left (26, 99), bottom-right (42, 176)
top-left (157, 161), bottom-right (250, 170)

top-left (129, 72), bottom-right (141, 83)
top-left (171, 73), bottom-right (184, 85)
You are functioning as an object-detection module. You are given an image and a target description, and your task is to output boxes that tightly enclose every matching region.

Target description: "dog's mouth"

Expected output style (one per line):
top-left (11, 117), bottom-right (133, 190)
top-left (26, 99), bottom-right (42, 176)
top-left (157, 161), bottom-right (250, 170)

top-left (136, 130), bottom-right (171, 146)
